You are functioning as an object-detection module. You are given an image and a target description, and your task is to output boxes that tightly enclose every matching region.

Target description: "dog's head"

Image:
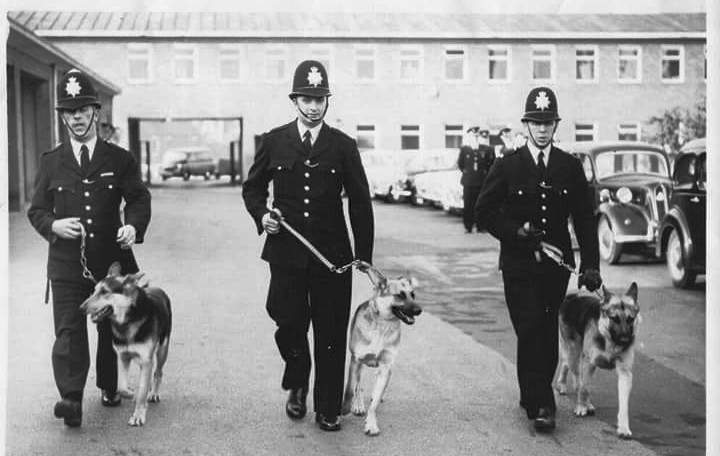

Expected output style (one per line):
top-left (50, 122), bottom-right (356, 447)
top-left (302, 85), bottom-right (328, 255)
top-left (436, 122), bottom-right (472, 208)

top-left (374, 276), bottom-right (422, 325)
top-left (598, 282), bottom-right (640, 348)
top-left (79, 262), bottom-right (146, 325)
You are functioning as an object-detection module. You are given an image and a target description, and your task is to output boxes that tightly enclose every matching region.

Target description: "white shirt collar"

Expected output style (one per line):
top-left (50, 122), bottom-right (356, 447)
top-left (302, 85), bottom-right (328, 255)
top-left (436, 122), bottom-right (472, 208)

top-left (296, 119), bottom-right (323, 145)
top-left (526, 141), bottom-right (551, 166)
top-left (69, 135), bottom-right (98, 164)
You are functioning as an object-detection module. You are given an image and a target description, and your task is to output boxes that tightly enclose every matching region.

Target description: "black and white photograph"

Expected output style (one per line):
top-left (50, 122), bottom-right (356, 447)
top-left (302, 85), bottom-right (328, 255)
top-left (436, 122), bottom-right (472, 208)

top-left (1, 0), bottom-right (717, 455)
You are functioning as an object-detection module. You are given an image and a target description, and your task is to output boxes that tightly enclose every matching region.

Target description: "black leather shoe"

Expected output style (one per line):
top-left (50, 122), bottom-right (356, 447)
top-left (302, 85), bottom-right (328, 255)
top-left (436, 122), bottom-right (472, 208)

top-left (533, 407), bottom-right (556, 433)
top-left (315, 413), bottom-right (341, 431)
top-left (101, 390), bottom-right (121, 407)
top-left (519, 401), bottom-right (538, 419)
top-left (285, 387), bottom-right (307, 420)
top-left (54, 399), bottom-right (82, 427)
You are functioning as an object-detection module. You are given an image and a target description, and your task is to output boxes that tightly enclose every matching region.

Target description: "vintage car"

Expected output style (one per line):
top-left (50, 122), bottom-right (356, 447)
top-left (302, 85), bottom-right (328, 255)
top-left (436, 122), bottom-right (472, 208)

top-left (404, 148), bottom-right (459, 205)
top-left (657, 138), bottom-right (706, 288)
top-left (565, 141), bottom-right (672, 264)
top-left (413, 169), bottom-right (461, 210)
top-left (361, 149), bottom-right (415, 202)
top-left (160, 147), bottom-right (216, 181)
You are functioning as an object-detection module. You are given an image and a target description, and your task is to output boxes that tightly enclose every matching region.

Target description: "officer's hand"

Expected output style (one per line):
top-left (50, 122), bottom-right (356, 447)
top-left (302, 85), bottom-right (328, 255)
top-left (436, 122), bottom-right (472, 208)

top-left (262, 212), bottom-right (280, 235)
top-left (516, 222), bottom-right (544, 244)
top-left (51, 217), bottom-right (82, 239)
top-left (356, 260), bottom-right (372, 273)
top-left (116, 225), bottom-right (136, 249)
top-left (579, 269), bottom-right (602, 292)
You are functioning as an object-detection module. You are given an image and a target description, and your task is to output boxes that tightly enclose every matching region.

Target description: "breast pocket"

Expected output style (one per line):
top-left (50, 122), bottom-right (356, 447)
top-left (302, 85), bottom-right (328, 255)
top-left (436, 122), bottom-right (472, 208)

top-left (268, 159), bottom-right (297, 197)
top-left (48, 179), bottom-right (77, 215)
top-left (315, 162), bottom-right (343, 195)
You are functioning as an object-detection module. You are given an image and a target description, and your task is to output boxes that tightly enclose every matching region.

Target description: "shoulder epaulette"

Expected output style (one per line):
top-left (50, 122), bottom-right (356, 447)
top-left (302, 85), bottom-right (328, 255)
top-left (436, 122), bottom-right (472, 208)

top-left (328, 126), bottom-right (354, 142)
top-left (266, 123), bottom-right (292, 136)
top-left (42, 143), bottom-right (64, 156)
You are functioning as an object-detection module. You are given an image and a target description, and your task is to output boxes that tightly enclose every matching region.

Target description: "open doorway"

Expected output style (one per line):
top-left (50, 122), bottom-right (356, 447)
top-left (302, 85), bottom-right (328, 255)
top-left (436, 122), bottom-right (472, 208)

top-left (127, 116), bottom-right (243, 186)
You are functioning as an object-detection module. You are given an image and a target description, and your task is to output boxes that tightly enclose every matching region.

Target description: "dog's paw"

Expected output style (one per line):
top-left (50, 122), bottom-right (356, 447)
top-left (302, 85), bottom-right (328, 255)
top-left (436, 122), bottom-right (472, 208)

top-left (364, 418), bottom-right (380, 436)
top-left (118, 388), bottom-right (135, 399)
top-left (617, 425), bottom-right (633, 439)
top-left (127, 410), bottom-right (147, 426)
top-left (574, 404), bottom-right (592, 417)
top-left (147, 393), bottom-right (160, 403)
top-left (351, 399), bottom-right (366, 416)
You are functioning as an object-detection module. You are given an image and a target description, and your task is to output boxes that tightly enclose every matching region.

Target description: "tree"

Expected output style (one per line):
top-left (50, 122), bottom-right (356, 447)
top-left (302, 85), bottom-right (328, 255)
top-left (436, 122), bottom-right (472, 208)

top-left (647, 96), bottom-right (706, 154)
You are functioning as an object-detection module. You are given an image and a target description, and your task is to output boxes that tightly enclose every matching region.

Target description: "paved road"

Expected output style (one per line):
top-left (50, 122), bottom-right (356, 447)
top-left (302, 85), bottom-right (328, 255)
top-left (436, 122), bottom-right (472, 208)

top-left (5, 182), bottom-right (703, 455)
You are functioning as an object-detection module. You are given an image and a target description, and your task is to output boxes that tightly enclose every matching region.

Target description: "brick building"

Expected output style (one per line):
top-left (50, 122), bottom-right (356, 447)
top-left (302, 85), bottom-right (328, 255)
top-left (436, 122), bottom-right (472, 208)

top-left (8, 11), bottom-right (706, 179)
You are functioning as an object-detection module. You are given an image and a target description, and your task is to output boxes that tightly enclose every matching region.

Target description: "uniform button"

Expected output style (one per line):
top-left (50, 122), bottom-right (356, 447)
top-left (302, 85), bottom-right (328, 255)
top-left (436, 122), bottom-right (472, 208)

top-left (85, 205), bottom-right (91, 211)
top-left (563, 189), bottom-right (568, 194)
top-left (305, 159), bottom-right (311, 165)
top-left (303, 212), bottom-right (309, 217)
top-left (108, 184), bottom-right (113, 189)
top-left (304, 186), bottom-right (310, 191)
top-left (331, 169), bottom-right (336, 174)
top-left (89, 233), bottom-right (95, 238)
top-left (304, 199), bottom-right (309, 204)
top-left (541, 205), bottom-right (547, 211)
top-left (541, 218), bottom-right (547, 224)
top-left (58, 186), bottom-right (63, 191)
top-left (87, 219), bottom-right (93, 225)
top-left (83, 179), bottom-right (90, 184)
top-left (518, 190), bottom-right (523, 195)
top-left (304, 172), bottom-right (310, 178)
top-left (277, 166), bottom-right (282, 170)
top-left (541, 193), bottom-right (546, 199)
top-left (84, 191), bottom-right (90, 197)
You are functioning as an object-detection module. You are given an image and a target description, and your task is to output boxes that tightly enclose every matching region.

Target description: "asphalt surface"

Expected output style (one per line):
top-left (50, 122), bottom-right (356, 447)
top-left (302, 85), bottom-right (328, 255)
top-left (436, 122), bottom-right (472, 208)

top-left (4, 181), bottom-right (704, 455)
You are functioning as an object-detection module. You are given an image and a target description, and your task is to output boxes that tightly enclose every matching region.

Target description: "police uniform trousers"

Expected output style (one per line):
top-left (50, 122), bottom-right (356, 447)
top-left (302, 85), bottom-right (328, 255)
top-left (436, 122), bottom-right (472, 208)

top-left (462, 185), bottom-right (483, 231)
top-left (51, 279), bottom-right (117, 400)
top-left (502, 263), bottom-right (570, 413)
top-left (266, 260), bottom-right (352, 417)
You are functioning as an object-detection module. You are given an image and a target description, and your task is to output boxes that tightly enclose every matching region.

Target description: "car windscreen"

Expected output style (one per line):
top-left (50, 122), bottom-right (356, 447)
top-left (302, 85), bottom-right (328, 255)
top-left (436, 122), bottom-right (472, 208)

top-left (594, 150), bottom-right (669, 179)
top-left (161, 151), bottom-right (188, 165)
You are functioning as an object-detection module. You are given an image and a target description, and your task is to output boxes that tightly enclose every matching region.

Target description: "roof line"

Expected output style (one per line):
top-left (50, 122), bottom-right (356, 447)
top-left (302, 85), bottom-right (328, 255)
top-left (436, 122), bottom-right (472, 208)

top-left (33, 30), bottom-right (706, 40)
top-left (8, 16), bottom-right (121, 94)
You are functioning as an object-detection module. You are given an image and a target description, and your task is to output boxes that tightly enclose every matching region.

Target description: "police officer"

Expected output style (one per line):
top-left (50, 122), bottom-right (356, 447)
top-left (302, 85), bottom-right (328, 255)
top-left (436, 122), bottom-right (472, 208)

top-left (242, 60), bottom-right (374, 431)
top-left (475, 87), bottom-right (601, 432)
top-left (458, 126), bottom-right (495, 233)
top-left (27, 69), bottom-right (151, 427)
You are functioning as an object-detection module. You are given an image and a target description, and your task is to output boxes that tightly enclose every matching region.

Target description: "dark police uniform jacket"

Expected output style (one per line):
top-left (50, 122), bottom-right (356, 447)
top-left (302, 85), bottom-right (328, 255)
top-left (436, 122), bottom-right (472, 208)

top-left (475, 145), bottom-right (598, 275)
top-left (458, 145), bottom-right (495, 187)
top-left (242, 121), bottom-right (374, 269)
top-left (28, 140), bottom-right (151, 281)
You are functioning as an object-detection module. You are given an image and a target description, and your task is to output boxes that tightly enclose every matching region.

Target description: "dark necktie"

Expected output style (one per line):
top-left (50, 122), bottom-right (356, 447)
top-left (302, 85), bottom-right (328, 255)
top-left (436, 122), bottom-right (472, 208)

top-left (302, 131), bottom-right (313, 155)
top-left (537, 150), bottom-right (546, 179)
top-left (80, 144), bottom-right (90, 175)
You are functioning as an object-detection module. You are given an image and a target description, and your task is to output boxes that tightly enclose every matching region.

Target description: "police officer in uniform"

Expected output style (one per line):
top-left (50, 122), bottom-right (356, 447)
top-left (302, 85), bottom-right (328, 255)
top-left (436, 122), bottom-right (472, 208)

top-left (457, 126), bottom-right (495, 233)
top-left (27, 69), bottom-right (151, 427)
top-left (475, 87), bottom-right (601, 432)
top-left (242, 60), bottom-right (374, 431)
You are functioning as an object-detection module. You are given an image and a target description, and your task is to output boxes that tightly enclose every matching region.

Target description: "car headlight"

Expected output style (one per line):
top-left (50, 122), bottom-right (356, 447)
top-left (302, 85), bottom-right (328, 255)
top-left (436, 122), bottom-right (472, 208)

top-left (616, 187), bottom-right (632, 204)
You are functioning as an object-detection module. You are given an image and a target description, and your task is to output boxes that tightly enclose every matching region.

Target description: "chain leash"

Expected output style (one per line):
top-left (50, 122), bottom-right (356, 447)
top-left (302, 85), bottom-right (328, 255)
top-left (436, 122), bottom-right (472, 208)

top-left (79, 224), bottom-right (97, 284)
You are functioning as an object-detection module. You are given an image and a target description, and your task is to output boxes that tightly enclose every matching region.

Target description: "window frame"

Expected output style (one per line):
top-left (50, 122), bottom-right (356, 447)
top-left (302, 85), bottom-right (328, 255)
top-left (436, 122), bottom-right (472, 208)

top-left (617, 123), bottom-right (641, 141)
top-left (354, 45), bottom-right (377, 82)
top-left (574, 122), bottom-right (598, 142)
top-left (444, 124), bottom-right (464, 149)
top-left (575, 45), bottom-right (599, 84)
top-left (264, 45), bottom-right (288, 82)
top-left (218, 44), bottom-right (243, 82)
top-left (443, 45), bottom-right (468, 83)
top-left (530, 44), bottom-right (554, 83)
top-left (400, 124), bottom-right (422, 150)
top-left (356, 124), bottom-right (377, 150)
top-left (617, 45), bottom-right (642, 84)
top-left (127, 43), bottom-right (153, 84)
top-left (398, 45), bottom-right (424, 83)
top-left (172, 43), bottom-right (199, 84)
top-left (661, 45), bottom-right (685, 83)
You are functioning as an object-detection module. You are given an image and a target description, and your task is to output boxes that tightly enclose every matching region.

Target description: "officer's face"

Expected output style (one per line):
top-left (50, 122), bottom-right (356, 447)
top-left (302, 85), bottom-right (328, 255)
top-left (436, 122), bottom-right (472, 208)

top-left (61, 105), bottom-right (97, 140)
top-left (294, 96), bottom-right (327, 126)
top-left (525, 120), bottom-right (557, 148)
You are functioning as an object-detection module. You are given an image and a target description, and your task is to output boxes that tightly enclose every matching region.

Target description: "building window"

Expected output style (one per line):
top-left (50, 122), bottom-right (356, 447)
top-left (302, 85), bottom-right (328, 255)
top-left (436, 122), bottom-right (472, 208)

top-left (445, 125), bottom-right (464, 148)
top-left (127, 43), bottom-right (152, 83)
top-left (356, 125), bottom-right (376, 149)
top-left (310, 45), bottom-right (334, 81)
top-left (575, 46), bottom-right (598, 82)
top-left (173, 44), bottom-right (198, 83)
top-left (444, 47), bottom-right (466, 81)
top-left (488, 46), bottom-right (510, 82)
top-left (617, 46), bottom-right (641, 83)
top-left (401, 125), bottom-right (420, 150)
top-left (661, 45), bottom-right (684, 82)
top-left (399, 46), bottom-right (423, 82)
top-left (618, 123), bottom-right (640, 141)
top-left (531, 45), bottom-right (554, 82)
top-left (265, 46), bottom-right (287, 81)
top-left (355, 46), bottom-right (376, 81)
top-left (575, 123), bottom-right (597, 142)
top-left (219, 45), bottom-right (242, 81)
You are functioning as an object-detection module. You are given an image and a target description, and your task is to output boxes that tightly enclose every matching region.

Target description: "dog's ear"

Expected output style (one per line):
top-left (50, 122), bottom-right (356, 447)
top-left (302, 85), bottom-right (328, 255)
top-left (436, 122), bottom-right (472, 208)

top-left (600, 284), bottom-right (612, 303)
top-left (131, 272), bottom-right (149, 288)
top-left (409, 277), bottom-right (419, 288)
top-left (107, 261), bottom-right (122, 277)
top-left (626, 282), bottom-right (638, 306)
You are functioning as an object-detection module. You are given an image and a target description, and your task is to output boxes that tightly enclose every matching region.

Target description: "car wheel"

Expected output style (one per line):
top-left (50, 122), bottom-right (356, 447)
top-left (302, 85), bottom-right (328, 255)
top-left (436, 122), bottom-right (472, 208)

top-left (666, 228), bottom-right (696, 288)
top-left (182, 171), bottom-right (190, 181)
top-left (598, 216), bottom-right (622, 264)
top-left (161, 176), bottom-right (168, 181)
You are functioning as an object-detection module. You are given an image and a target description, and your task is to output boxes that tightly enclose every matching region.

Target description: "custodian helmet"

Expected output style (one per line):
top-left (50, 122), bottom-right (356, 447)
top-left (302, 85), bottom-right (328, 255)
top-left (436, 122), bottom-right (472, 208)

top-left (521, 86), bottom-right (561, 122)
top-left (56, 69), bottom-right (101, 111)
top-left (289, 60), bottom-right (331, 99)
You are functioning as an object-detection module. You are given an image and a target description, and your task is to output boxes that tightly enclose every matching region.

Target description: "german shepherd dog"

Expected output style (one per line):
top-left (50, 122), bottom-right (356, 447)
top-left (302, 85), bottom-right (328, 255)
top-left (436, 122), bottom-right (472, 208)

top-left (341, 268), bottom-right (422, 436)
top-left (555, 282), bottom-right (640, 439)
top-left (80, 262), bottom-right (172, 426)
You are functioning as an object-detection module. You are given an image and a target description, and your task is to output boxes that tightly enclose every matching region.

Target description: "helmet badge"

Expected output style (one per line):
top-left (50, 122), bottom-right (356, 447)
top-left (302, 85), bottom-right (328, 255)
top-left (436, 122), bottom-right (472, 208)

top-left (534, 91), bottom-right (551, 111)
top-left (65, 77), bottom-right (82, 98)
top-left (307, 67), bottom-right (323, 87)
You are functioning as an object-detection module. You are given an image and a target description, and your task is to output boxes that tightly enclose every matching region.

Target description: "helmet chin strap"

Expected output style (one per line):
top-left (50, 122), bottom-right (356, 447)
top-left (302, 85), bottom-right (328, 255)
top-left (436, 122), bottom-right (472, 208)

top-left (525, 121), bottom-right (557, 149)
top-left (62, 106), bottom-right (98, 141)
top-left (295, 98), bottom-right (329, 126)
